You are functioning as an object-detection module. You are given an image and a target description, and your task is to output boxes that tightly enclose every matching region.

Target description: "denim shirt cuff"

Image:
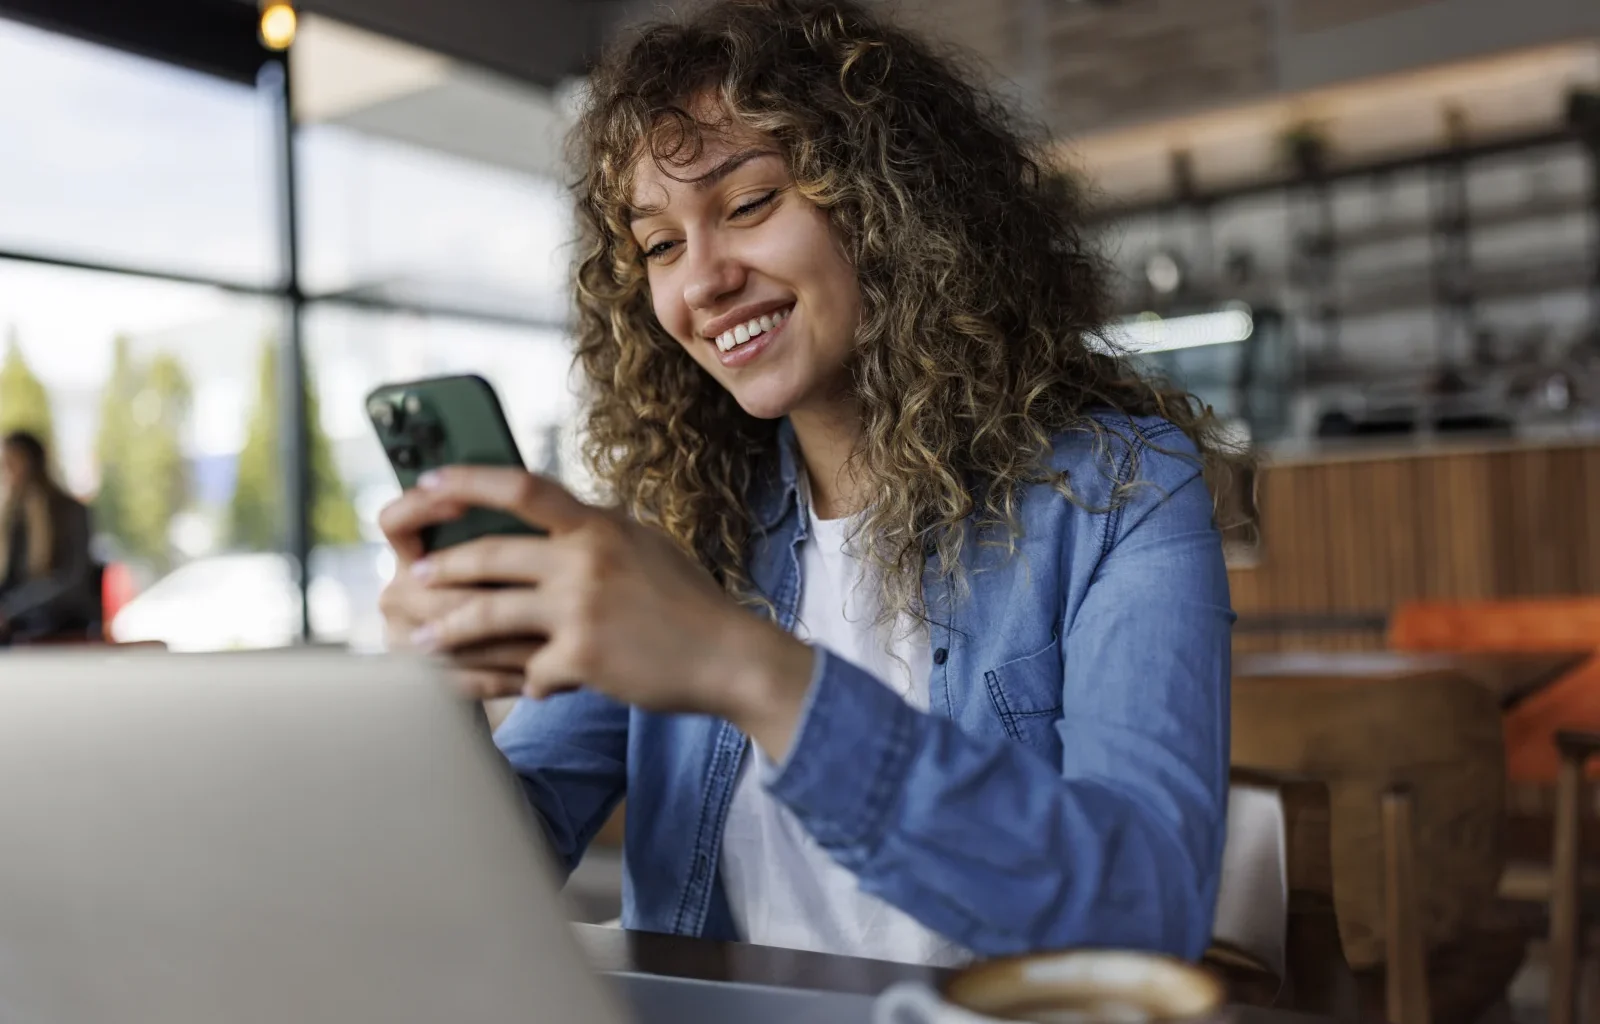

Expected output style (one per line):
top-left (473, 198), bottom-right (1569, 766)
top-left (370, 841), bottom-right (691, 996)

top-left (764, 646), bottom-right (922, 859)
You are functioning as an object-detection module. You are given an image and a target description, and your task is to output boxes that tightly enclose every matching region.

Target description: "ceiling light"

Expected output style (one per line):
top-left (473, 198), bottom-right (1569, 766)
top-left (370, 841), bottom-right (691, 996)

top-left (1144, 251), bottom-right (1183, 295)
top-left (259, 2), bottom-right (297, 51)
top-left (1101, 306), bottom-right (1255, 355)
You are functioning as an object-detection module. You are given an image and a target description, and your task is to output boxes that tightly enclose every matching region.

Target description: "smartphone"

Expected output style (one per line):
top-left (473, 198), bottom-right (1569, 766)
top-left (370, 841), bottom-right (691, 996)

top-left (365, 374), bottom-right (546, 553)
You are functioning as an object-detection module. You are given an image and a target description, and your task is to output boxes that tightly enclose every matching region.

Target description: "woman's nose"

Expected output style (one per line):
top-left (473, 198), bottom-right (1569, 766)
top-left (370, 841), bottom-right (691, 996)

top-left (682, 239), bottom-right (748, 312)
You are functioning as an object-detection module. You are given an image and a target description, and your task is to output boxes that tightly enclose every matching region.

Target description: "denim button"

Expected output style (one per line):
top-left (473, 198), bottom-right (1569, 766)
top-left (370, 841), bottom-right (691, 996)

top-left (933, 647), bottom-right (948, 665)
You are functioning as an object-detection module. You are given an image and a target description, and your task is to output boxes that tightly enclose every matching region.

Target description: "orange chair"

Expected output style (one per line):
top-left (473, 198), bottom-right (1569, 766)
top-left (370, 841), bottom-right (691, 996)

top-left (1389, 598), bottom-right (1600, 785)
top-left (1391, 599), bottom-right (1600, 1024)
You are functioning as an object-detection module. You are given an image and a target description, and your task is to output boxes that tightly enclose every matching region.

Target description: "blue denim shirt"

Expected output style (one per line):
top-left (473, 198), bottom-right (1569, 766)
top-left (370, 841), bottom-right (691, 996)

top-left (495, 415), bottom-right (1232, 960)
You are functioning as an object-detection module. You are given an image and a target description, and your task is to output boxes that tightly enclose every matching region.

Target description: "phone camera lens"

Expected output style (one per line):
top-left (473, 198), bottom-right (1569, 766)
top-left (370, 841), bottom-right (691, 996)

top-left (393, 446), bottom-right (418, 470)
top-left (414, 421), bottom-right (445, 450)
top-left (370, 400), bottom-right (395, 430)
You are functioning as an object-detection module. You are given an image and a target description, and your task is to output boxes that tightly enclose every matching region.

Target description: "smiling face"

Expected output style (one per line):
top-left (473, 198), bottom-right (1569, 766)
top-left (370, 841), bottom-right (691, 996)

top-left (629, 129), bottom-right (863, 422)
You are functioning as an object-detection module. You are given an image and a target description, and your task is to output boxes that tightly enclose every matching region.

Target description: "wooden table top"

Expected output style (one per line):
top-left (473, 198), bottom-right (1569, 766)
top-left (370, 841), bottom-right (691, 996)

top-left (1234, 650), bottom-right (1592, 708)
top-left (573, 925), bottom-right (1336, 1023)
top-left (575, 923), bottom-right (943, 996)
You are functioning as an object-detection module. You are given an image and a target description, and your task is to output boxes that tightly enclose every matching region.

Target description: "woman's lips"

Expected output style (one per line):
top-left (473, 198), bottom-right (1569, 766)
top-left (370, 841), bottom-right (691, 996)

top-left (713, 309), bottom-right (789, 368)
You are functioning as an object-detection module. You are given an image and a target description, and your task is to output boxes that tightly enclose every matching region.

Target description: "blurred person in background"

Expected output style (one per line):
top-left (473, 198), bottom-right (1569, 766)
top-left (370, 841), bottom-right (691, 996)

top-left (378, 0), bottom-right (1236, 966)
top-left (0, 430), bottom-right (98, 644)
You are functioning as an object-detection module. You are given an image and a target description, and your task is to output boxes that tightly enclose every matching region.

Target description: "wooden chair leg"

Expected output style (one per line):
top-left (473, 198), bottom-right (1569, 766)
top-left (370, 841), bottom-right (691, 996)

top-left (1550, 733), bottom-right (1600, 1024)
top-left (1383, 786), bottom-right (1431, 1024)
top-left (1284, 902), bottom-right (1361, 1020)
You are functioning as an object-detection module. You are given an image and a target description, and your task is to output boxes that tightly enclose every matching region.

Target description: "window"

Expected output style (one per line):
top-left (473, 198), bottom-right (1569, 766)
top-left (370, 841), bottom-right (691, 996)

top-left (0, 17), bottom-right (278, 283)
top-left (0, 10), bottom-right (581, 651)
top-left (305, 307), bottom-right (584, 648)
top-left (0, 258), bottom-right (301, 649)
top-left (298, 126), bottom-right (572, 323)
top-left (291, 16), bottom-right (584, 647)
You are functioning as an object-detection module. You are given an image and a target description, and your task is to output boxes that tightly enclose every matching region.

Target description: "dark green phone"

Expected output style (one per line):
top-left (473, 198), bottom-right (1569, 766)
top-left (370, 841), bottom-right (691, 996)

top-left (365, 374), bottom-right (546, 553)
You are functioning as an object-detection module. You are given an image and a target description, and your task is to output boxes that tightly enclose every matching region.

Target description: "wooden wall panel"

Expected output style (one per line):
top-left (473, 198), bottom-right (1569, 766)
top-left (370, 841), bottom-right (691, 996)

top-left (1580, 448), bottom-right (1593, 592)
top-left (1444, 453), bottom-right (1496, 599)
top-left (1324, 461), bottom-right (1362, 618)
top-left (1426, 455), bottom-right (1454, 596)
top-left (1371, 457), bottom-right (1421, 605)
top-left (1231, 440), bottom-right (1600, 651)
top-left (1295, 463), bottom-right (1332, 648)
top-left (1484, 451), bottom-right (1519, 596)
top-left (1547, 448), bottom-right (1589, 596)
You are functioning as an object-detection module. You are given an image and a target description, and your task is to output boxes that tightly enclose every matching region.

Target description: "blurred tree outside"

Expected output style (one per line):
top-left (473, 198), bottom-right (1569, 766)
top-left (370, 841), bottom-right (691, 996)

top-left (228, 339), bottom-right (279, 551)
top-left (93, 337), bottom-right (138, 546)
top-left (126, 354), bottom-right (192, 570)
top-left (93, 338), bottom-right (194, 572)
top-left (0, 327), bottom-right (57, 453)
top-left (229, 336), bottom-right (361, 551)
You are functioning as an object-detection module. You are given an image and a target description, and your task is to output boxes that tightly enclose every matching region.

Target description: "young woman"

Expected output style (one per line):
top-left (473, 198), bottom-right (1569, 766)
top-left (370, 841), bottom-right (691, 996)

top-left (0, 430), bottom-right (97, 644)
top-left (378, 0), bottom-right (1234, 967)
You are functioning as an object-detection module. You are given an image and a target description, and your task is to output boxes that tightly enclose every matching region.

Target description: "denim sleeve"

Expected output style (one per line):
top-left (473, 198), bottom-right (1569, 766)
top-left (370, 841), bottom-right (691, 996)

top-left (493, 688), bottom-right (630, 876)
top-left (766, 456), bottom-right (1232, 960)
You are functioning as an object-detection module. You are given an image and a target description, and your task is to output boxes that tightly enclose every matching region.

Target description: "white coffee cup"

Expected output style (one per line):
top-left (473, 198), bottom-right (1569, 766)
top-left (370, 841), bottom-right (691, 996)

top-left (876, 982), bottom-right (1013, 1024)
top-left (874, 949), bottom-right (1228, 1024)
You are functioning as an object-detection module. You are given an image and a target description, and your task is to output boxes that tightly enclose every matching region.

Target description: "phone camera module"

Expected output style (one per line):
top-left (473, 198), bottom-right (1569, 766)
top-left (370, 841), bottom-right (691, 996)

top-left (412, 420), bottom-right (445, 451)
top-left (369, 399), bottom-right (396, 431)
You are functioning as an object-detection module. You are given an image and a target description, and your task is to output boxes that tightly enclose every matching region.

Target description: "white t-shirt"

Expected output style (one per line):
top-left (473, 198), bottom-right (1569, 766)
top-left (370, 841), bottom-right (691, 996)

top-left (719, 501), bottom-right (969, 967)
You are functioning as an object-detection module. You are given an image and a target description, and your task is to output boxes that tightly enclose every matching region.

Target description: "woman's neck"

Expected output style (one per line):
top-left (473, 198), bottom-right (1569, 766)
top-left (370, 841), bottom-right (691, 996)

top-left (788, 403), bottom-right (865, 521)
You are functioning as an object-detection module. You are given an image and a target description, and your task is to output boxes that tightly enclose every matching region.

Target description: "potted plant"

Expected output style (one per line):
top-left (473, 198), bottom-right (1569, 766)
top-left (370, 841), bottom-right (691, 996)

top-left (1278, 119), bottom-right (1330, 179)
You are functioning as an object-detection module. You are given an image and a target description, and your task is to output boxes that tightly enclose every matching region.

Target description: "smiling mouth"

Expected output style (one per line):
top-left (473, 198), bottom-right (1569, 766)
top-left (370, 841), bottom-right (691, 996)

top-left (711, 305), bottom-right (793, 353)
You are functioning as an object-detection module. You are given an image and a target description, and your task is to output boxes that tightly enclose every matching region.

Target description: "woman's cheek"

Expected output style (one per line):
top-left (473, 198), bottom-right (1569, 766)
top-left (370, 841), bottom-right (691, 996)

top-left (652, 286), bottom-right (692, 347)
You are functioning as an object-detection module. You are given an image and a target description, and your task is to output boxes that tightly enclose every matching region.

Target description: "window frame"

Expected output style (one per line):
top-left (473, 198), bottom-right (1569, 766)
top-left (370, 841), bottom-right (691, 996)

top-left (0, 7), bottom-right (568, 640)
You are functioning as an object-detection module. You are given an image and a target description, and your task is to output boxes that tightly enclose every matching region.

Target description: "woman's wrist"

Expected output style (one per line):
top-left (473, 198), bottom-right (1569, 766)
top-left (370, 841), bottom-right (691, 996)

top-left (706, 617), bottom-right (815, 762)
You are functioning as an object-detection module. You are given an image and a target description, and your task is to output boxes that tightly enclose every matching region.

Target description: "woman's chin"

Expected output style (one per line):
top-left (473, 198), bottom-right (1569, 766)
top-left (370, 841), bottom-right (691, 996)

top-left (730, 386), bottom-right (801, 422)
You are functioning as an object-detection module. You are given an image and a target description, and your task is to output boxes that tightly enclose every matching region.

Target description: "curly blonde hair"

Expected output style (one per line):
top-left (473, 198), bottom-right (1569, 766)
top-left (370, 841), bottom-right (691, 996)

top-left (572, 0), bottom-right (1237, 621)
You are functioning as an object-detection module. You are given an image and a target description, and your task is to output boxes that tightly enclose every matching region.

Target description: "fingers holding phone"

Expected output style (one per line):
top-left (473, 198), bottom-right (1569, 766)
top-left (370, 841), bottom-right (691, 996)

top-left (376, 568), bottom-right (533, 698)
top-left (368, 374), bottom-right (550, 700)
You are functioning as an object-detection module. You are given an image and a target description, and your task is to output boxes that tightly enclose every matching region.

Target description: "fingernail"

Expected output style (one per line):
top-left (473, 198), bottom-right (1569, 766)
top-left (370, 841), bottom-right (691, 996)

top-left (410, 558), bottom-right (435, 581)
top-left (417, 470), bottom-right (442, 490)
top-left (410, 624), bottom-right (439, 651)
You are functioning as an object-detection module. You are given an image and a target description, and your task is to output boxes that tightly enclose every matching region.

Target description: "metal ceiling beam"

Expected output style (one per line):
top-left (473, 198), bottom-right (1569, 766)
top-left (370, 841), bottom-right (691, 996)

top-left (0, 0), bottom-right (266, 83)
top-left (298, 0), bottom-right (631, 89)
top-left (1, 0), bottom-right (667, 94)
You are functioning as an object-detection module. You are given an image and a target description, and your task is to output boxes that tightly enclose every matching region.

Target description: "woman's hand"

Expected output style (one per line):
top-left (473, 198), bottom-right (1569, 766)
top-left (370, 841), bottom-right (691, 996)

top-left (377, 492), bottom-right (545, 699)
top-left (385, 467), bottom-right (816, 755)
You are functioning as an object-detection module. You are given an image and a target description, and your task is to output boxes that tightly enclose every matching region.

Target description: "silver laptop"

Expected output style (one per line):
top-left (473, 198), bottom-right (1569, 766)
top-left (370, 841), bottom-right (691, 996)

top-left (0, 650), bottom-right (875, 1024)
top-left (0, 650), bottom-right (628, 1024)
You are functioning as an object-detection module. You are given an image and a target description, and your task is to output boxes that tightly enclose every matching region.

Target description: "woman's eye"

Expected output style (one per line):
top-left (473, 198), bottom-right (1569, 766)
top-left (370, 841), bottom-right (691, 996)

top-left (643, 239), bottom-right (679, 262)
top-left (732, 190), bottom-right (779, 218)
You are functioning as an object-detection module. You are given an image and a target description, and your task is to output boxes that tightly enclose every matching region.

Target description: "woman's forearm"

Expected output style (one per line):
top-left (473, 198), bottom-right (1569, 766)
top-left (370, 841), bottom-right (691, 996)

top-left (712, 618), bottom-right (816, 762)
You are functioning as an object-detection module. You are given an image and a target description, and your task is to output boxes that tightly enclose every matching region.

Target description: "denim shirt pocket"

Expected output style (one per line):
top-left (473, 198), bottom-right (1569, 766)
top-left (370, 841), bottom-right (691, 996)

top-left (982, 631), bottom-right (1064, 753)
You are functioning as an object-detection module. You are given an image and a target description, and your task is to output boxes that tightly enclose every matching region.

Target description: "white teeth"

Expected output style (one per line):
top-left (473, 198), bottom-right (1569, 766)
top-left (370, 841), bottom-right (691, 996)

top-left (712, 306), bottom-right (792, 353)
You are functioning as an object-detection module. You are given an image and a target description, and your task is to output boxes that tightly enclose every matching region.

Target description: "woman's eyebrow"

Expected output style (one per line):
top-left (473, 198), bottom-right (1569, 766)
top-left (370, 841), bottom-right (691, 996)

top-left (688, 147), bottom-right (778, 190)
top-left (628, 148), bottom-right (779, 224)
top-left (627, 203), bottom-right (664, 226)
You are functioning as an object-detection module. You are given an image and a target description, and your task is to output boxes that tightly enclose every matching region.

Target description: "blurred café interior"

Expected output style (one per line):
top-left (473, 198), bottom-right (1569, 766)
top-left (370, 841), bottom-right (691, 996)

top-left (1, 0), bottom-right (1599, 1021)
